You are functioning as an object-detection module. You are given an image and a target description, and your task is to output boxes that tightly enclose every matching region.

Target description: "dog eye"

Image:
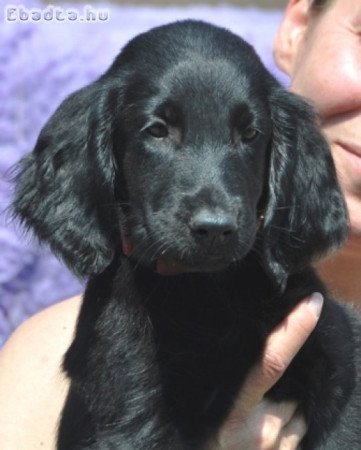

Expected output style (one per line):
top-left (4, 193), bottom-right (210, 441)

top-left (146, 122), bottom-right (169, 138)
top-left (242, 128), bottom-right (259, 142)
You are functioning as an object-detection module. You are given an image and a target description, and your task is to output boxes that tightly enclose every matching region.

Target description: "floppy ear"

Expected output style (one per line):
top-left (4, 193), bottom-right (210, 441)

top-left (13, 81), bottom-right (121, 277)
top-left (262, 88), bottom-right (348, 290)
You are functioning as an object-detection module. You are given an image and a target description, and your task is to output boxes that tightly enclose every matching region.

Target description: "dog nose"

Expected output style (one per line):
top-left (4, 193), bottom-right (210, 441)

top-left (189, 209), bottom-right (237, 245)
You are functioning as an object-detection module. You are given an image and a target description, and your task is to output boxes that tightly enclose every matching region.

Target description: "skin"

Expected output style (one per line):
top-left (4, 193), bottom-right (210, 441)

top-left (0, 297), bottom-right (80, 449)
top-left (274, 0), bottom-right (361, 305)
top-left (0, 294), bottom-right (321, 449)
top-left (1, 0), bottom-right (360, 448)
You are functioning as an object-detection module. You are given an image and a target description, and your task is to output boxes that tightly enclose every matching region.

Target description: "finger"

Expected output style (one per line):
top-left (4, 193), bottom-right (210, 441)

top-left (279, 410), bottom-right (308, 450)
top-left (261, 399), bottom-right (299, 429)
top-left (233, 293), bottom-right (324, 415)
top-left (217, 399), bottom-right (299, 449)
top-left (252, 400), bottom-right (299, 449)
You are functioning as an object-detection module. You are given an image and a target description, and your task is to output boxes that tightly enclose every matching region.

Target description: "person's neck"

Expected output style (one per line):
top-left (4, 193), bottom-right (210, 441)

top-left (317, 234), bottom-right (361, 307)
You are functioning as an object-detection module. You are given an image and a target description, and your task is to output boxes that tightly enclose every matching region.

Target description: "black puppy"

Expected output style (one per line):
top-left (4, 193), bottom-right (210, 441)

top-left (14, 21), bottom-right (361, 449)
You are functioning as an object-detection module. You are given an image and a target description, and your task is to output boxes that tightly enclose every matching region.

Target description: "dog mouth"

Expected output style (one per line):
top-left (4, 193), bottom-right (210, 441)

top-left (154, 256), bottom-right (232, 275)
top-left (119, 206), bottom-right (262, 275)
top-left (121, 235), bottom-right (241, 275)
top-left (155, 259), bottom-right (193, 275)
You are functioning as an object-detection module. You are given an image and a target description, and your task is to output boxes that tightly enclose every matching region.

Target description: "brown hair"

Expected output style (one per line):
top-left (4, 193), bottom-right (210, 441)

top-left (310, 0), bottom-right (333, 13)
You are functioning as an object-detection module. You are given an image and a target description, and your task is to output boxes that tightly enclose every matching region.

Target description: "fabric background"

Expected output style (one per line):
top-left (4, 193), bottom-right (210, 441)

top-left (0, 0), bottom-right (288, 345)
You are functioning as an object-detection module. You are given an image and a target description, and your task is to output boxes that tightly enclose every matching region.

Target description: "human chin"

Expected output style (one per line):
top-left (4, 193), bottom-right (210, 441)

top-left (330, 143), bottom-right (361, 236)
top-left (346, 196), bottom-right (361, 238)
top-left (332, 142), bottom-right (361, 196)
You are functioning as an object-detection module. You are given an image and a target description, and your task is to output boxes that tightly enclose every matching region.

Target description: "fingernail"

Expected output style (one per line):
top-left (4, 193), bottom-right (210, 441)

top-left (307, 292), bottom-right (324, 318)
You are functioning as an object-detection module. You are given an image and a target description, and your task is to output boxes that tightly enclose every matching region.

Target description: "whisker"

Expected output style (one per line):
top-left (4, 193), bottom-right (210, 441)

top-left (130, 235), bottom-right (170, 271)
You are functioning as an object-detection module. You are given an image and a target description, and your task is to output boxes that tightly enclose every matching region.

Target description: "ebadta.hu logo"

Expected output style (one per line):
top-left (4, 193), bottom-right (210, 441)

top-left (4, 4), bottom-right (110, 23)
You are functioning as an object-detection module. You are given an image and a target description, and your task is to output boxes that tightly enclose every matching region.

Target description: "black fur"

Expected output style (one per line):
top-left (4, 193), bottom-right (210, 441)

top-left (13, 21), bottom-right (361, 449)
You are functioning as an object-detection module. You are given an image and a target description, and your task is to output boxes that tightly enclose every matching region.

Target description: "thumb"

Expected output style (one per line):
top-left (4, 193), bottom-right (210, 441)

top-left (230, 292), bottom-right (324, 418)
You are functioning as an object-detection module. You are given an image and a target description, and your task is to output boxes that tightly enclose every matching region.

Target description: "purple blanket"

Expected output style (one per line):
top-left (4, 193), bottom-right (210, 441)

top-left (0, 0), bottom-right (287, 345)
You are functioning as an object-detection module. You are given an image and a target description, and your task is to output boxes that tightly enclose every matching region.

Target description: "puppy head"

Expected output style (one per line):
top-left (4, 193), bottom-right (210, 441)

top-left (13, 21), bottom-right (348, 287)
top-left (117, 53), bottom-right (273, 274)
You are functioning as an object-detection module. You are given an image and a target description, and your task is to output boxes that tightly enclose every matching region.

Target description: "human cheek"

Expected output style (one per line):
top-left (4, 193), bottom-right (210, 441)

top-left (291, 38), bottom-right (361, 120)
top-left (319, 47), bottom-right (361, 119)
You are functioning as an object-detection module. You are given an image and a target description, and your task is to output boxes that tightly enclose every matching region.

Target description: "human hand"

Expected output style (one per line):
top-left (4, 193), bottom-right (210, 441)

top-left (208, 292), bottom-right (324, 450)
